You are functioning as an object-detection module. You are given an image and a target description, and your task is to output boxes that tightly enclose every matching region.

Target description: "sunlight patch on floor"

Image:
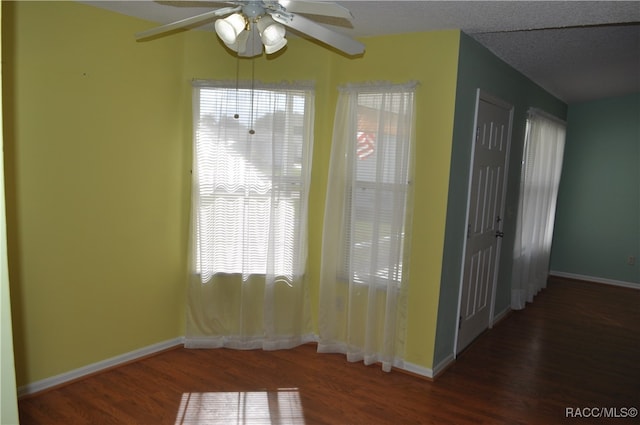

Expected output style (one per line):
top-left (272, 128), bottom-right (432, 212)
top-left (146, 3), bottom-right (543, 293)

top-left (175, 389), bottom-right (305, 424)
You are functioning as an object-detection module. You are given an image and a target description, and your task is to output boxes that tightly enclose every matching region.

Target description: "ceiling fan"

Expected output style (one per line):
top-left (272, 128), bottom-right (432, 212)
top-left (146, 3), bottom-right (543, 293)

top-left (135, 1), bottom-right (365, 57)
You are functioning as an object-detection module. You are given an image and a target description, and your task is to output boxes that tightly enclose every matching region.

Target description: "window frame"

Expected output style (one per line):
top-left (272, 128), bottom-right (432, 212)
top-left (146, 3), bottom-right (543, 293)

top-left (192, 81), bottom-right (314, 281)
top-left (340, 89), bottom-right (415, 289)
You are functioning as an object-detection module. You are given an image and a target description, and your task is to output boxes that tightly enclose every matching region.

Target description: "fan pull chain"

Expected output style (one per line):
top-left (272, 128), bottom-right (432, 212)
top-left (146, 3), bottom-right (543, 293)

top-left (249, 53), bottom-right (256, 135)
top-left (234, 55), bottom-right (240, 119)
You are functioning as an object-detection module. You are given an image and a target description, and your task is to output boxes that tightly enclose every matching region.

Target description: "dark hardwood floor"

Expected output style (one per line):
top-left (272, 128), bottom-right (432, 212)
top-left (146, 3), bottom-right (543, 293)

top-left (18, 277), bottom-right (640, 424)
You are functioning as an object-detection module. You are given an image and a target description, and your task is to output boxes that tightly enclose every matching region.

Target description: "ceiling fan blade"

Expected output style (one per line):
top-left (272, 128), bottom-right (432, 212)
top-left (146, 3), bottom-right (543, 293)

top-left (271, 13), bottom-right (364, 55)
top-left (135, 6), bottom-right (240, 40)
top-left (277, 0), bottom-right (353, 19)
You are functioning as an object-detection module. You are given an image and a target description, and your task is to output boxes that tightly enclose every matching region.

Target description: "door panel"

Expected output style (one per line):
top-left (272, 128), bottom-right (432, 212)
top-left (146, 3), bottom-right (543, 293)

top-left (457, 92), bottom-right (513, 354)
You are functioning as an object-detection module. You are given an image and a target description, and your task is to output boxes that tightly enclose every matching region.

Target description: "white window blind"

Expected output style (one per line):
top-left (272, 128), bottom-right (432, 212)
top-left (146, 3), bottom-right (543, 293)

top-left (192, 81), bottom-right (314, 283)
top-left (344, 90), bottom-right (415, 286)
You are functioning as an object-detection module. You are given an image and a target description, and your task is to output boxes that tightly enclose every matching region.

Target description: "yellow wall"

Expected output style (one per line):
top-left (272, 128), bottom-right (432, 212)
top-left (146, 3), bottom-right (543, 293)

top-left (4, 2), bottom-right (460, 386)
top-left (328, 31), bottom-right (460, 367)
top-left (179, 31), bottom-right (336, 334)
top-left (3, 2), bottom-right (188, 385)
top-left (181, 29), bottom-right (460, 367)
top-left (1, 3), bottom-right (21, 422)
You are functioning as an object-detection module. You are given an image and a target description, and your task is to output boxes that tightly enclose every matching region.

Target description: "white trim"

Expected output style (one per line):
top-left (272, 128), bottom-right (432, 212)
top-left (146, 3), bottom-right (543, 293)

top-left (549, 271), bottom-right (639, 290)
top-left (432, 354), bottom-right (455, 378)
top-left (18, 337), bottom-right (184, 397)
top-left (490, 306), bottom-right (511, 328)
top-left (399, 354), bottom-right (455, 380)
top-left (399, 361), bottom-right (435, 379)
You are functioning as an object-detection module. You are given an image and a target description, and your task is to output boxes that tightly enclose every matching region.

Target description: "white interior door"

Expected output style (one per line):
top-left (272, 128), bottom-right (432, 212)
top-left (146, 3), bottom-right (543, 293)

top-left (456, 90), bottom-right (513, 355)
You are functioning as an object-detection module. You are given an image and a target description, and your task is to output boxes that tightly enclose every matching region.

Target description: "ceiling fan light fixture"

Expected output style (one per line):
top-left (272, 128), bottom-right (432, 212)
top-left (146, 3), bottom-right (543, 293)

top-left (226, 30), bottom-right (250, 53)
top-left (257, 16), bottom-right (287, 54)
top-left (264, 38), bottom-right (287, 54)
top-left (215, 13), bottom-right (247, 45)
top-left (136, 2), bottom-right (365, 57)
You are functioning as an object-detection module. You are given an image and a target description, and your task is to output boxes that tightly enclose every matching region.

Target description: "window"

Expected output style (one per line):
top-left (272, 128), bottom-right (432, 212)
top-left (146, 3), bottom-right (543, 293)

top-left (318, 82), bottom-right (416, 371)
top-left (341, 88), bottom-right (415, 287)
top-left (512, 109), bottom-right (566, 308)
top-left (192, 81), bottom-right (314, 283)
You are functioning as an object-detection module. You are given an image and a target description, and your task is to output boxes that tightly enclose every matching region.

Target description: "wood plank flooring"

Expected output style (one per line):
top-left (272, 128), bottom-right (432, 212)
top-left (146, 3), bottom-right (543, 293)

top-left (18, 277), bottom-right (640, 424)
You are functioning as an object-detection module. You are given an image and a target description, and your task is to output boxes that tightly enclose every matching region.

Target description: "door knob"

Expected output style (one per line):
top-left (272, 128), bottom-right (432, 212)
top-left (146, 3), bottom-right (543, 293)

top-left (495, 231), bottom-right (504, 238)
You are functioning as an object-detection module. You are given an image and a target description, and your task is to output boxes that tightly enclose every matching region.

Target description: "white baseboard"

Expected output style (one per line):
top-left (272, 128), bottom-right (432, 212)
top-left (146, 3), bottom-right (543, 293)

top-left (432, 354), bottom-right (455, 378)
top-left (18, 337), bottom-right (184, 397)
top-left (549, 271), bottom-right (639, 290)
top-left (491, 306), bottom-right (511, 327)
top-left (400, 361), bottom-right (435, 379)
top-left (400, 354), bottom-right (454, 380)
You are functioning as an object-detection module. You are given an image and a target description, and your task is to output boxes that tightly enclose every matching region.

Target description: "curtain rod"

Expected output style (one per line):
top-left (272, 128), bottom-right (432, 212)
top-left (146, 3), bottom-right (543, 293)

top-left (527, 107), bottom-right (567, 126)
top-left (192, 79), bottom-right (315, 90)
top-left (338, 80), bottom-right (420, 93)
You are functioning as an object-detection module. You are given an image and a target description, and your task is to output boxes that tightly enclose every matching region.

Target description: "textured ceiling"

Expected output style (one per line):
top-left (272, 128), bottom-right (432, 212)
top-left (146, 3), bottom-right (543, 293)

top-left (472, 24), bottom-right (640, 103)
top-left (82, 1), bottom-right (640, 103)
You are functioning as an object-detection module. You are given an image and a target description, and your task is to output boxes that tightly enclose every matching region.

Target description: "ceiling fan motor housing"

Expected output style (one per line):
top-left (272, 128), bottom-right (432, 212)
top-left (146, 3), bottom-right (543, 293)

top-left (243, 2), bottom-right (266, 20)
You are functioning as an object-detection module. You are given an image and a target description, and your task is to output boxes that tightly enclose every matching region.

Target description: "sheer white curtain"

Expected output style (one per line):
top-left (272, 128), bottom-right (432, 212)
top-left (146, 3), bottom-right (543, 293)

top-left (512, 109), bottom-right (566, 309)
top-left (318, 82), bottom-right (416, 372)
top-left (186, 80), bottom-right (316, 350)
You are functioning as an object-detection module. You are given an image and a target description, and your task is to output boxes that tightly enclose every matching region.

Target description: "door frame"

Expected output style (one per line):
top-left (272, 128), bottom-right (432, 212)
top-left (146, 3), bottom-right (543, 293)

top-left (453, 89), bottom-right (514, 357)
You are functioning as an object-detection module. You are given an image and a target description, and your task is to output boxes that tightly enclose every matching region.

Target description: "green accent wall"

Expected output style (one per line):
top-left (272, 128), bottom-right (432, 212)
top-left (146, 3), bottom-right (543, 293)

top-left (433, 33), bottom-right (566, 367)
top-left (550, 93), bottom-right (640, 285)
